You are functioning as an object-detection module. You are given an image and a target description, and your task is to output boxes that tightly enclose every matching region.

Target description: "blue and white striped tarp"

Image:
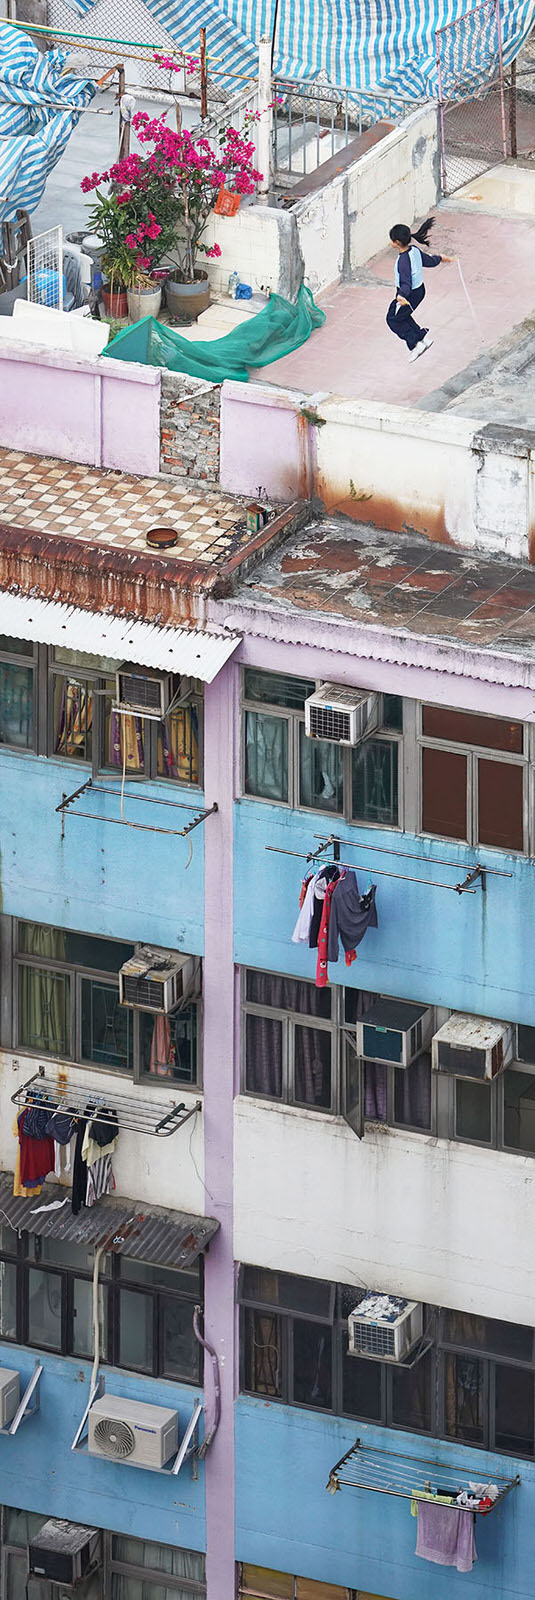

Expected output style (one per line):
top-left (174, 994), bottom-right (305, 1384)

top-left (52, 0), bottom-right (535, 97)
top-left (0, 23), bottom-right (95, 223)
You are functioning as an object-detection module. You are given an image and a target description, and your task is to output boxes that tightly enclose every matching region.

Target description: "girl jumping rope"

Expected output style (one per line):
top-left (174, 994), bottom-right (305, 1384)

top-left (386, 218), bottom-right (455, 363)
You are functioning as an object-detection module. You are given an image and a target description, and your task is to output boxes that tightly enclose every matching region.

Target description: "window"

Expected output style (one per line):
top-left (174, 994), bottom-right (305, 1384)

top-left (0, 1508), bottom-right (206, 1599)
top-left (7, 918), bottom-right (200, 1085)
top-left (420, 705), bottom-right (527, 851)
top-left (0, 1231), bottom-right (202, 1382)
top-left (241, 969), bottom-right (535, 1158)
top-left (238, 1566), bottom-right (354, 1598)
top-left (240, 1267), bottom-right (535, 1459)
top-left (242, 670), bottom-right (402, 824)
top-left (0, 636), bottom-right (37, 752)
top-left (0, 643), bottom-right (202, 785)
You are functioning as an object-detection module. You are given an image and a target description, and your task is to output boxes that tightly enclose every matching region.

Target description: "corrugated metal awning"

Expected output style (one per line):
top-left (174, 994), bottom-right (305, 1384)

top-left (0, 1173), bottom-right (218, 1267)
top-left (0, 591), bottom-right (241, 683)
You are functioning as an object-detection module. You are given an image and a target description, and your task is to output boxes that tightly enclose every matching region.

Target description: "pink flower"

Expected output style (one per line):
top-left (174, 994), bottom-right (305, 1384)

top-left (125, 234), bottom-right (138, 250)
top-left (205, 244), bottom-right (222, 258)
top-left (136, 255), bottom-right (152, 269)
top-left (116, 190), bottom-right (132, 205)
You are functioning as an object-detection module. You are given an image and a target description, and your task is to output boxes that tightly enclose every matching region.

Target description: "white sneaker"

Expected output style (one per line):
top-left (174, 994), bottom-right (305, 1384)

top-left (408, 344), bottom-right (423, 362)
top-left (421, 333), bottom-right (434, 350)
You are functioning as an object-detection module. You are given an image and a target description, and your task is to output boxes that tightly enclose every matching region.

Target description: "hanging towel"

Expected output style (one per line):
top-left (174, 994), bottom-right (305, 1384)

top-left (292, 869), bottom-right (323, 943)
top-left (415, 1501), bottom-right (477, 1572)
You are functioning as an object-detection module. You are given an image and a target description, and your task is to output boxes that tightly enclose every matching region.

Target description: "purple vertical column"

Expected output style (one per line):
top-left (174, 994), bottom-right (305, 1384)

top-left (202, 657), bottom-right (239, 1600)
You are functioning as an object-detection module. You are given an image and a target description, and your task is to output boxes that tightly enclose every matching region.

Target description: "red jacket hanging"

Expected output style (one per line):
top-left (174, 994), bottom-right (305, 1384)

top-left (316, 879), bottom-right (338, 988)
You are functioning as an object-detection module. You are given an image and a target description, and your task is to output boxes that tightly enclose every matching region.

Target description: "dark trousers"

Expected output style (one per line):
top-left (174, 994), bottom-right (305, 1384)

top-left (386, 283), bottom-right (426, 350)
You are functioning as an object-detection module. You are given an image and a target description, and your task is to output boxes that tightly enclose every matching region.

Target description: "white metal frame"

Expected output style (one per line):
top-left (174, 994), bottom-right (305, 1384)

top-left (0, 1360), bottom-right (43, 1437)
top-left (71, 1376), bottom-right (203, 1475)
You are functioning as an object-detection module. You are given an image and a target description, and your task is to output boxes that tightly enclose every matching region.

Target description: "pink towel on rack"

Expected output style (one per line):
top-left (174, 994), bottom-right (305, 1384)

top-left (415, 1501), bottom-right (477, 1572)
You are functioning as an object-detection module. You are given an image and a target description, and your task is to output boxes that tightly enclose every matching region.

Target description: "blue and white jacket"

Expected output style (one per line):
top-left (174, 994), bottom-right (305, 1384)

top-left (395, 244), bottom-right (442, 296)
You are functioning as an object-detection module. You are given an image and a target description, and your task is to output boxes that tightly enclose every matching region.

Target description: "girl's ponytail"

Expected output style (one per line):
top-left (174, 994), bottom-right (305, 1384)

top-left (411, 216), bottom-right (435, 247)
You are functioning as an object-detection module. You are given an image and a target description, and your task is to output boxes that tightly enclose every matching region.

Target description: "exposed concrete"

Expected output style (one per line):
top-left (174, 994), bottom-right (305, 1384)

top-left (160, 371), bottom-right (221, 484)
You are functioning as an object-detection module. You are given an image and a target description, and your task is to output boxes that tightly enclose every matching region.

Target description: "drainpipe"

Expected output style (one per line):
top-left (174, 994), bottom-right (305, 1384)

top-left (257, 36), bottom-right (273, 206)
top-left (193, 1304), bottom-right (221, 1457)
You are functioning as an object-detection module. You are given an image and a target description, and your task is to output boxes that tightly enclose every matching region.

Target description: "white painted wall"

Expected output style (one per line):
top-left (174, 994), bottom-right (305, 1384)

top-left (294, 105), bottom-right (439, 295)
top-left (203, 205), bottom-right (294, 298)
top-left (234, 1097), bottom-right (535, 1325)
top-left (1, 1050), bottom-right (206, 1215)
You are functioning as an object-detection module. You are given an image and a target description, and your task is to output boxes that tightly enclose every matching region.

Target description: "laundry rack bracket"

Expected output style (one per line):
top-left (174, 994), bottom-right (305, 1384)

top-left (12, 1067), bottom-right (201, 1138)
top-left (326, 1437), bottom-right (521, 1512)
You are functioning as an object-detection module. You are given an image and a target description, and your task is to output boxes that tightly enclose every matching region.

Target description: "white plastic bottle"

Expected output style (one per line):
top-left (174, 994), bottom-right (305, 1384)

top-left (228, 270), bottom-right (240, 299)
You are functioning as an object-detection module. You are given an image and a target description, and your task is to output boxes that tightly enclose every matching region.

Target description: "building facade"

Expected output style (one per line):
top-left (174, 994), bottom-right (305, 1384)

top-left (0, 460), bottom-right (534, 1600)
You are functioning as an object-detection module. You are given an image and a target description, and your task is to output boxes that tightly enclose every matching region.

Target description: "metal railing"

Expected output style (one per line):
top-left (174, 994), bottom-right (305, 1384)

top-left (272, 78), bottom-right (414, 180)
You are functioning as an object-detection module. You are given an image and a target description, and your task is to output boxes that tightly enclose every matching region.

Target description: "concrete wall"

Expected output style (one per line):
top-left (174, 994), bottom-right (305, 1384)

top-left (160, 371), bottom-right (221, 483)
top-left (220, 380), bottom-right (535, 557)
top-left (236, 1400), bottom-right (533, 1600)
top-left (292, 105), bottom-right (440, 295)
top-left (203, 205), bottom-right (303, 301)
top-left (0, 344), bottom-right (161, 476)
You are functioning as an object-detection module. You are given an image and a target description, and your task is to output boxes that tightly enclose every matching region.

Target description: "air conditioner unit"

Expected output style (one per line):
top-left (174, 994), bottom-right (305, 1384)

top-left (119, 946), bottom-right (198, 1013)
top-left (115, 664), bottom-right (175, 720)
top-left (88, 1395), bottom-right (179, 1469)
top-left (0, 1368), bottom-right (19, 1428)
top-left (357, 999), bottom-right (433, 1068)
top-left (348, 1293), bottom-right (424, 1363)
top-left (29, 1521), bottom-right (101, 1587)
top-left (432, 1014), bottom-right (514, 1081)
top-left (304, 684), bottom-right (378, 746)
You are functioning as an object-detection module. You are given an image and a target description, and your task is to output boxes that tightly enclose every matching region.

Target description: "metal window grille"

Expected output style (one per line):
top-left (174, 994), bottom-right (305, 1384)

top-left (27, 225), bottom-right (64, 311)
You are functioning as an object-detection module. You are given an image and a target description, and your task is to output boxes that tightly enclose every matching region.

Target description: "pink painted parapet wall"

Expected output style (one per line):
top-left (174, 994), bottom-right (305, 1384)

top-left (0, 343), bottom-right (161, 476)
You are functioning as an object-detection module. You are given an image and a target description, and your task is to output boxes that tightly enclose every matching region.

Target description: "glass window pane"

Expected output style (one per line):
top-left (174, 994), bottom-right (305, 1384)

top-left (119, 1288), bottom-right (153, 1371)
top-left (495, 1365), bottom-right (534, 1454)
top-left (240, 1566), bottom-right (293, 1598)
top-left (18, 965), bottom-right (70, 1056)
top-left (4, 1508), bottom-right (48, 1546)
top-left (241, 1268), bottom-right (332, 1318)
top-left (299, 725), bottom-right (343, 814)
top-left (245, 711), bottom-right (288, 802)
top-left (54, 648), bottom-right (119, 670)
top-left (73, 1279), bottom-right (107, 1358)
top-left (111, 1536), bottom-right (204, 1581)
top-left (442, 1309), bottom-right (534, 1362)
top-left (17, 922), bottom-right (67, 957)
top-left (478, 759), bottom-right (524, 851)
top-left (244, 1307), bottom-right (282, 1396)
top-left (364, 1061), bottom-right (387, 1122)
top-left (65, 931), bottom-right (134, 972)
top-left (28, 1236), bottom-right (109, 1274)
top-left (0, 661), bottom-right (34, 749)
top-left (293, 1320), bottom-right (332, 1408)
top-left (81, 978), bottom-right (133, 1072)
top-left (53, 675), bottom-right (93, 761)
top-left (294, 1025), bottom-right (332, 1109)
top-left (391, 1349), bottom-right (432, 1432)
top-left (28, 1268), bottom-right (63, 1350)
top-left (0, 635), bottom-right (34, 656)
top-left (352, 739), bottom-right (399, 826)
top-left (422, 706), bottom-right (523, 753)
top-left (394, 1053), bottom-right (431, 1130)
top-left (0, 1260), bottom-right (17, 1338)
top-left (246, 971), bottom-right (331, 1018)
top-left (342, 1350), bottom-right (382, 1420)
top-left (504, 1069), bottom-right (535, 1156)
top-left (244, 670), bottom-right (314, 709)
top-left (444, 1352), bottom-right (484, 1442)
top-left (161, 1297), bottom-right (198, 1380)
top-left (7, 1553), bottom-right (49, 1600)
top-left (157, 706), bottom-right (200, 785)
top-left (121, 1260), bottom-right (199, 1294)
top-left (518, 1026), bottom-right (535, 1064)
top-left (383, 694), bottom-right (403, 731)
top-left (344, 988), bottom-right (377, 1024)
top-left (140, 1005), bottom-right (198, 1083)
top-left (422, 747), bottom-right (467, 839)
top-left (103, 703), bottom-right (146, 774)
top-left (245, 1013), bottom-right (283, 1098)
top-left (455, 1079), bottom-right (492, 1143)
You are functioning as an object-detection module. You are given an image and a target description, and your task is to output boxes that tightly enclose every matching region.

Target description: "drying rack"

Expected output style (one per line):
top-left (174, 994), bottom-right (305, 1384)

top-left (56, 778), bottom-right (218, 841)
top-left (12, 1067), bottom-right (201, 1138)
top-left (266, 832), bottom-right (514, 895)
top-left (327, 1438), bottom-right (520, 1512)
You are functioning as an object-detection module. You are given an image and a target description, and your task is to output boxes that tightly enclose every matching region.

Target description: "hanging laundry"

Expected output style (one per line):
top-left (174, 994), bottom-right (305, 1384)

top-left (292, 868), bottom-right (325, 943)
top-left (14, 1108), bottom-right (55, 1196)
top-left (85, 1154), bottom-right (115, 1208)
top-left (309, 867), bottom-right (342, 949)
top-left (72, 1104), bottom-right (118, 1215)
top-left (45, 1109), bottom-right (76, 1181)
top-left (327, 871), bottom-right (378, 964)
top-left (316, 879), bottom-right (340, 988)
top-left (414, 1500), bottom-right (477, 1572)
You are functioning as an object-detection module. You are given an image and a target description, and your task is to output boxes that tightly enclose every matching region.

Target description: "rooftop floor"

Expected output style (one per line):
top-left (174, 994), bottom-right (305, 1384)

top-left (252, 200), bottom-right (535, 407)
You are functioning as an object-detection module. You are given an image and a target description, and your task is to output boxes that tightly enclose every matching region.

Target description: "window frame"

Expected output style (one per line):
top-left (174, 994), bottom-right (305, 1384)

top-left (417, 703), bottom-right (532, 854)
top-left (241, 669), bottom-right (403, 828)
top-left (0, 1507), bottom-right (207, 1599)
top-left (0, 1237), bottom-right (203, 1384)
top-left (239, 1267), bottom-right (535, 1460)
top-left (0, 638), bottom-right (40, 756)
top-left (241, 968), bottom-right (342, 1115)
top-left (6, 917), bottom-right (201, 1088)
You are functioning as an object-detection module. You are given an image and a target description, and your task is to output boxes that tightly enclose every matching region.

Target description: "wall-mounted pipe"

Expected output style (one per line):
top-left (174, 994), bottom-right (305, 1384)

top-left (193, 1304), bottom-right (221, 1457)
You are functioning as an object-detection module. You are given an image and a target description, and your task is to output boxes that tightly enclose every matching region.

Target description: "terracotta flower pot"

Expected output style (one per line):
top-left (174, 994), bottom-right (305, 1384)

top-left (214, 186), bottom-right (241, 217)
top-left (102, 284), bottom-right (128, 318)
top-left (165, 271), bottom-right (211, 321)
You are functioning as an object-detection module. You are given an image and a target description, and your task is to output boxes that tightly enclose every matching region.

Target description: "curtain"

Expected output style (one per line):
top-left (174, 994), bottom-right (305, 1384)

top-left (294, 1025), bottom-right (331, 1107)
top-left (364, 1062), bottom-right (387, 1120)
top-left (394, 1053), bottom-right (431, 1129)
top-left (246, 1013), bottom-right (283, 1097)
top-left (149, 1014), bottom-right (175, 1078)
top-left (299, 732), bottom-right (342, 811)
top-left (109, 710), bottom-right (144, 771)
top-left (111, 1538), bottom-right (204, 1600)
top-left (245, 712), bottom-right (288, 801)
top-left (19, 924), bottom-right (68, 1055)
top-left (244, 1309), bottom-right (281, 1397)
top-left (158, 707), bottom-right (199, 783)
top-left (54, 679), bottom-right (92, 758)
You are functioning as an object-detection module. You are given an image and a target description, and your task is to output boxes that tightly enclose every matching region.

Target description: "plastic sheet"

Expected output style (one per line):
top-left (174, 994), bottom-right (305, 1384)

top-left (103, 285), bottom-right (325, 382)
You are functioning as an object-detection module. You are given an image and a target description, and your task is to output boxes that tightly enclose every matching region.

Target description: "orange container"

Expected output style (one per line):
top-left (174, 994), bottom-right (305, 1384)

top-left (214, 187), bottom-right (241, 217)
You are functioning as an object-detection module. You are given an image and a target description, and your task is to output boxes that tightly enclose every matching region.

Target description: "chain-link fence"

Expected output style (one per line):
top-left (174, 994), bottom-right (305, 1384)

top-left (436, 0), bottom-right (507, 195)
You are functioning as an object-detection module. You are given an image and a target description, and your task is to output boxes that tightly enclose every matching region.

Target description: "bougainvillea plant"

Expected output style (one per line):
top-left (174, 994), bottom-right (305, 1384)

top-left (81, 112), bottom-right (262, 288)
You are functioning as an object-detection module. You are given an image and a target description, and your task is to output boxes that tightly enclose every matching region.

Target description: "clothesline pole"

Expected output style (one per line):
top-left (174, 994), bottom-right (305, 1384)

top-left (313, 834), bottom-right (514, 879)
top-left (264, 846), bottom-right (477, 892)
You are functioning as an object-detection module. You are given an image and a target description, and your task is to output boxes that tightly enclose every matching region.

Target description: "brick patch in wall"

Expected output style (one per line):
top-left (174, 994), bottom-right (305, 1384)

top-left (160, 371), bottom-right (221, 484)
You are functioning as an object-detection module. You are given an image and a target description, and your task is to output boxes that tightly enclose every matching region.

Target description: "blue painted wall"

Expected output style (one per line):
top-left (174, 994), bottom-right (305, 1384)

top-left (0, 751), bottom-right (204, 953)
top-left (0, 1346), bottom-right (205, 1550)
top-left (235, 1399), bottom-right (530, 1600)
top-left (234, 801), bottom-right (535, 1025)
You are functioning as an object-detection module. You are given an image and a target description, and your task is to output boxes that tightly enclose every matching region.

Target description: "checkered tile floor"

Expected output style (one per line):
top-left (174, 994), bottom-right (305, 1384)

top-left (0, 450), bottom-right (246, 563)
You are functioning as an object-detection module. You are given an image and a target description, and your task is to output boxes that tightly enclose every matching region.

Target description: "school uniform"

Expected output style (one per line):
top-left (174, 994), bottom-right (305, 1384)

top-left (386, 244), bottom-right (442, 351)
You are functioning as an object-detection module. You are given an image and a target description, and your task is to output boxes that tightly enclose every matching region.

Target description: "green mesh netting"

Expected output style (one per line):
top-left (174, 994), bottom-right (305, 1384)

top-left (103, 286), bottom-right (325, 382)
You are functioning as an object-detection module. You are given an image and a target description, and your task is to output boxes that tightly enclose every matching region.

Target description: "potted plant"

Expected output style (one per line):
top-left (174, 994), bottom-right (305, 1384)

top-left (81, 152), bottom-right (182, 322)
